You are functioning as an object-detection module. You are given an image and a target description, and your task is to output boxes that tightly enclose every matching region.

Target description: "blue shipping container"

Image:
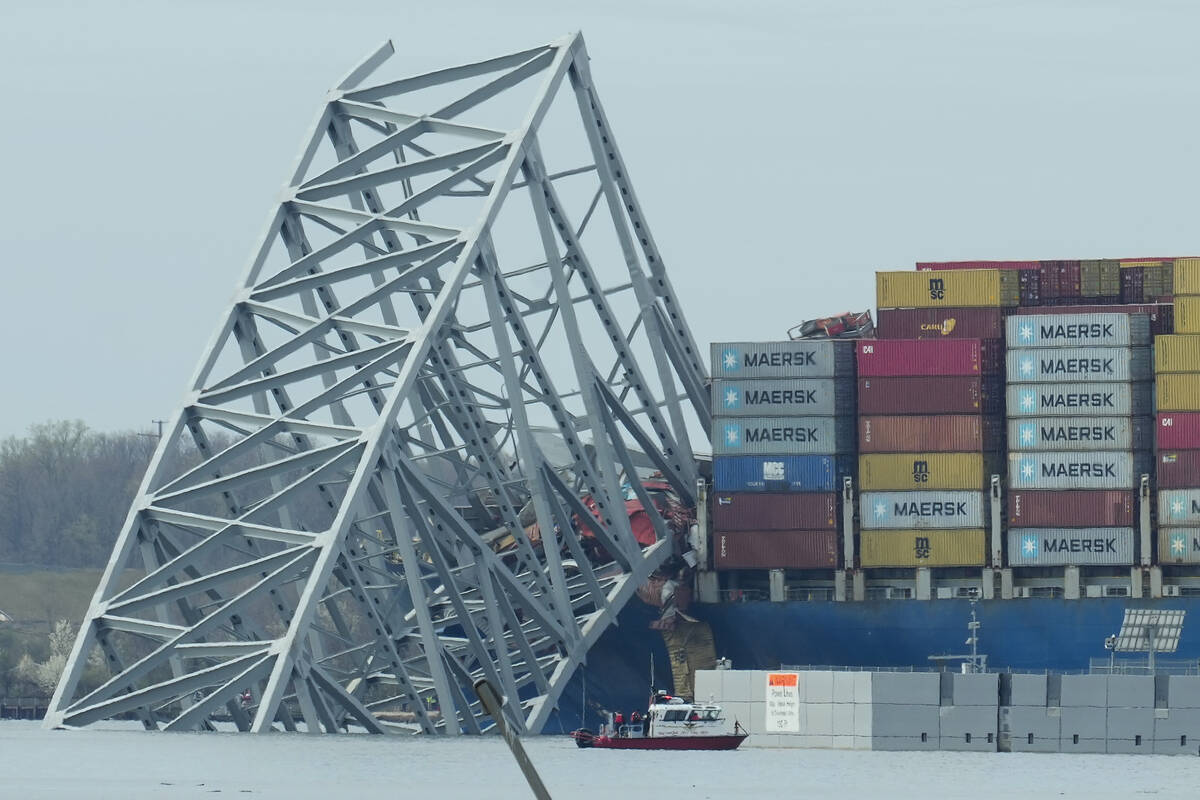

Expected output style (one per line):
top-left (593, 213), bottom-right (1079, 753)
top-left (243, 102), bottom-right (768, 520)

top-left (713, 455), bottom-right (851, 493)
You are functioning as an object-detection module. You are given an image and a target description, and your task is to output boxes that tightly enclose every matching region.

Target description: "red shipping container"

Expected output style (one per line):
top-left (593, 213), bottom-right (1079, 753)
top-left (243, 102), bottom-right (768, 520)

top-left (876, 308), bottom-right (1004, 341)
top-left (858, 415), bottom-right (1004, 453)
top-left (1158, 414), bottom-right (1200, 450)
top-left (713, 530), bottom-right (839, 570)
top-left (915, 261), bottom-right (1039, 271)
top-left (857, 376), bottom-right (1003, 415)
top-left (1009, 303), bottom-right (1172, 335)
top-left (856, 339), bottom-right (994, 377)
top-left (1157, 451), bottom-right (1200, 489)
top-left (1007, 490), bottom-right (1135, 527)
top-left (712, 492), bottom-right (837, 531)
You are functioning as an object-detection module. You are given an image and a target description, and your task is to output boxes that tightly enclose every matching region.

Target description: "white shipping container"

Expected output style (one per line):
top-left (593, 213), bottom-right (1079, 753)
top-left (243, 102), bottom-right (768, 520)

top-left (1005, 347), bottom-right (1151, 384)
top-left (1005, 313), bottom-right (1150, 348)
top-left (713, 416), bottom-right (855, 455)
top-left (1158, 490), bottom-right (1200, 526)
top-left (711, 378), bottom-right (855, 417)
top-left (859, 490), bottom-right (985, 530)
top-left (1006, 417), bottom-right (1153, 452)
top-left (1159, 528), bottom-right (1200, 564)
top-left (1007, 451), bottom-right (1148, 490)
top-left (710, 340), bottom-right (854, 379)
top-left (1006, 382), bottom-right (1153, 417)
top-left (1007, 528), bottom-right (1134, 566)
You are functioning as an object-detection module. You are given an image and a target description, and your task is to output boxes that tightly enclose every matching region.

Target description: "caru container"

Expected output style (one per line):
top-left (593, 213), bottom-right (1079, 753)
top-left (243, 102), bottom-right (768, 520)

top-left (712, 455), bottom-right (850, 493)
top-left (1159, 489), bottom-right (1200, 525)
top-left (858, 415), bottom-right (1004, 453)
top-left (1007, 451), bottom-right (1149, 490)
top-left (711, 492), bottom-right (838, 531)
top-left (1006, 382), bottom-right (1153, 417)
top-left (1006, 489), bottom-right (1135, 527)
top-left (710, 340), bottom-right (854, 379)
top-left (1157, 413), bottom-right (1200, 450)
top-left (875, 269), bottom-right (1020, 309)
top-left (1158, 528), bottom-right (1200, 564)
top-left (1004, 313), bottom-right (1149, 348)
top-left (858, 453), bottom-right (994, 491)
top-left (712, 416), bottom-right (855, 455)
top-left (1155, 451), bottom-right (1200, 489)
top-left (859, 490), bottom-right (985, 530)
top-left (1004, 347), bottom-right (1151, 384)
top-left (875, 308), bottom-right (1004, 340)
top-left (859, 529), bottom-right (987, 568)
top-left (856, 338), bottom-right (997, 377)
top-left (713, 530), bottom-right (839, 570)
top-left (1007, 528), bottom-right (1134, 566)
top-left (711, 378), bottom-right (856, 417)
top-left (1006, 417), bottom-right (1152, 452)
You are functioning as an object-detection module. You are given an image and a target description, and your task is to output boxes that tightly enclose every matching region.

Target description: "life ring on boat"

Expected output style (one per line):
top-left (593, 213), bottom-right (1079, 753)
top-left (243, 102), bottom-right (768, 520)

top-left (572, 728), bottom-right (595, 748)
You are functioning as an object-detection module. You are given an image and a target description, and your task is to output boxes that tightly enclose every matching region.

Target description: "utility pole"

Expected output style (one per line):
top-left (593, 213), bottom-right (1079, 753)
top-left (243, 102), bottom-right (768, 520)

top-left (138, 420), bottom-right (167, 442)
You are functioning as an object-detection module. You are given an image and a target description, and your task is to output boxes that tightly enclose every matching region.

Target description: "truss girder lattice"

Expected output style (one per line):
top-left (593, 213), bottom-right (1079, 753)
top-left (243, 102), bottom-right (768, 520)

top-left (48, 33), bottom-right (710, 735)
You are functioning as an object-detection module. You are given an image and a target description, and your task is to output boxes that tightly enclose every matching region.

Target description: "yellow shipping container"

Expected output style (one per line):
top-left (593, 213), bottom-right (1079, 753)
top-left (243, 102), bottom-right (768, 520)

top-left (1176, 296), bottom-right (1200, 334)
top-left (1120, 259), bottom-right (1171, 268)
top-left (858, 452), bottom-right (987, 491)
top-left (876, 269), bottom-right (1019, 309)
top-left (1174, 258), bottom-right (1200, 296)
top-left (860, 529), bottom-right (987, 568)
top-left (1154, 335), bottom-right (1200, 374)
top-left (1157, 374), bottom-right (1200, 411)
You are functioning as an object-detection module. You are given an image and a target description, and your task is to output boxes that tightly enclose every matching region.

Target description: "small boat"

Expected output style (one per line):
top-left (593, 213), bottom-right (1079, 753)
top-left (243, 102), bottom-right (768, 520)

top-left (572, 691), bottom-right (748, 750)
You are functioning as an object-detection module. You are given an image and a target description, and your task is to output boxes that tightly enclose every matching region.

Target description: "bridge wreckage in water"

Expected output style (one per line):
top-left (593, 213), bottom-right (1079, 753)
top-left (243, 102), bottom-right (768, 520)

top-left (47, 33), bottom-right (710, 734)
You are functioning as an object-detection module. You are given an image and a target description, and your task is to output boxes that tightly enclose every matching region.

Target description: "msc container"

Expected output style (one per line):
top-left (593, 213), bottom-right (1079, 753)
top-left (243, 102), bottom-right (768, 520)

top-left (1007, 528), bottom-right (1134, 566)
top-left (713, 416), bottom-right (855, 455)
top-left (1007, 451), bottom-right (1149, 490)
top-left (1154, 336), bottom-right (1200, 374)
top-left (1156, 374), bottom-right (1200, 412)
top-left (1176, 297), bottom-right (1200, 335)
top-left (856, 338), bottom-right (997, 377)
top-left (858, 376), bottom-right (1002, 415)
top-left (713, 455), bottom-right (851, 493)
top-left (713, 530), bottom-right (839, 570)
top-left (1160, 489), bottom-right (1200, 525)
top-left (710, 340), bottom-right (854, 379)
top-left (1006, 417), bottom-right (1152, 452)
top-left (859, 490), bottom-right (984, 530)
top-left (1006, 382), bottom-right (1153, 417)
top-left (1155, 451), bottom-right (1200, 489)
top-left (859, 452), bottom-right (992, 491)
top-left (876, 269), bottom-right (1020, 308)
top-left (711, 378), bottom-right (855, 417)
top-left (1157, 413), bottom-right (1200, 450)
top-left (858, 415), bottom-right (1004, 453)
top-left (1174, 257), bottom-right (1200, 295)
top-left (875, 307), bottom-right (1004, 340)
top-left (712, 492), bottom-right (838, 531)
top-left (1004, 346), bottom-right (1151, 384)
top-left (1007, 489), bottom-right (1135, 527)
top-left (1009, 303), bottom-right (1173, 336)
top-left (1004, 313), bottom-right (1149, 348)
top-left (859, 529), bottom-right (987, 568)
top-left (1158, 528), bottom-right (1200, 564)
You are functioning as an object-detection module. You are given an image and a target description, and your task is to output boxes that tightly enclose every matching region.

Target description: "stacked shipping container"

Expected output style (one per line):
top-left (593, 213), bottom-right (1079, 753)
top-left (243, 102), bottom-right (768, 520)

top-left (1003, 313), bottom-right (1152, 567)
top-left (709, 340), bottom-right (856, 570)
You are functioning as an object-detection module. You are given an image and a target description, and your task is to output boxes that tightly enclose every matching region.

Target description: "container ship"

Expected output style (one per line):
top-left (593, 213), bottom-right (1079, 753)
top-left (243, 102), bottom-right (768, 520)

top-left (560, 256), bottom-right (1200, 732)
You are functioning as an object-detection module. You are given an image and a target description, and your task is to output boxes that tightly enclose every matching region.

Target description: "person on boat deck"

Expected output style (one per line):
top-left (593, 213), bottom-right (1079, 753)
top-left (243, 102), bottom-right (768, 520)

top-left (688, 710), bottom-right (700, 721)
top-left (613, 711), bottom-right (624, 735)
top-left (630, 710), bottom-right (642, 730)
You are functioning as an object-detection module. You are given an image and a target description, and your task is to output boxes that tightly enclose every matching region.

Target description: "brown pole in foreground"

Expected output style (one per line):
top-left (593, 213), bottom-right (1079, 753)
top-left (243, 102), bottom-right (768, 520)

top-left (473, 678), bottom-right (552, 800)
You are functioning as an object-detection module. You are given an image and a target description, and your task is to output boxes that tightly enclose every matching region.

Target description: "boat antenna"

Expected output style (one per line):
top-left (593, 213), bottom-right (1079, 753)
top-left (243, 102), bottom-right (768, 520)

top-left (650, 651), bottom-right (655, 696)
top-left (581, 666), bottom-right (587, 729)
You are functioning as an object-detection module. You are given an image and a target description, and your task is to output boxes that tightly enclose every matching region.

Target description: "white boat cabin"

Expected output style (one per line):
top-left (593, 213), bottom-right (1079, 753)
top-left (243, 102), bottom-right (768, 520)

top-left (607, 693), bottom-right (731, 738)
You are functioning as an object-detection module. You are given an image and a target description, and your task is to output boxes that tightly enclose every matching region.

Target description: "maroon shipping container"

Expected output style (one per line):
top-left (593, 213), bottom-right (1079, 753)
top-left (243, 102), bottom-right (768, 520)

top-left (1007, 490), bottom-right (1135, 527)
top-left (1158, 413), bottom-right (1200, 450)
top-left (713, 530), bottom-right (839, 570)
top-left (858, 415), bottom-right (1004, 453)
top-left (1157, 451), bottom-right (1200, 489)
top-left (1019, 270), bottom-right (1041, 306)
top-left (1010, 303), bottom-right (1173, 336)
top-left (857, 376), bottom-right (1003, 415)
top-left (856, 339), bottom-right (997, 377)
top-left (915, 261), bottom-right (1039, 270)
top-left (712, 492), bottom-right (838, 531)
top-left (875, 308), bottom-right (1004, 340)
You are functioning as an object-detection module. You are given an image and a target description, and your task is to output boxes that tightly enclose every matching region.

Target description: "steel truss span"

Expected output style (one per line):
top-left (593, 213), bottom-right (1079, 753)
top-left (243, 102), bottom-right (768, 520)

top-left (47, 33), bottom-right (709, 735)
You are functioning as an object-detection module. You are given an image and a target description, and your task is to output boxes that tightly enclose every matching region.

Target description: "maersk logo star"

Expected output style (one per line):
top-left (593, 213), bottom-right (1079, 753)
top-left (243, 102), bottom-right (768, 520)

top-left (723, 388), bottom-right (740, 408)
top-left (1171, 533), bottom-right (1187, 556)
top-left (1019, 424), bottom-right (1035, 445)
top-left (1018, 323), bottom-right (1034, 342)
top-left (724, 423), bottom-right (741, 447)
top-left (1171, 497), bottom-right (1185, 517)
top-left (1019, 357), bottom-right (1034, 376)
top-left (1022, 534), bottom-right (1039, 558)
top-left (873, 502), bottom-right (888, 518)
top-left (721, 349), bottom-right (739, 371)
top-left (1019, 390), bottom-right (1035, 412)
top-left (1019, 458), bottom-right (1035, 480)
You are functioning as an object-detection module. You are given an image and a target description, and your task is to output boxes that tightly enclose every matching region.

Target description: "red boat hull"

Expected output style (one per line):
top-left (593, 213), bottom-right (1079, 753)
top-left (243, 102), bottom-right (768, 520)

top-left (574, 732), bottom-right (747, 751)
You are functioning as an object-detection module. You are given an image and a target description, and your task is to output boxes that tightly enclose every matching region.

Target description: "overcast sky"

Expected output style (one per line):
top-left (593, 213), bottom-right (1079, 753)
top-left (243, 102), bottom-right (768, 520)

top-left (2, 0), bottom-right (1198, 439)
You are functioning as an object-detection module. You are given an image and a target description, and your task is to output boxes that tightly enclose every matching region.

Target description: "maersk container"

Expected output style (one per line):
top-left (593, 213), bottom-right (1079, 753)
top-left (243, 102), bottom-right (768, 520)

top-left (1176, 297), bottom-right (1200, 335)
top-left (875, 307), bottom-right (1004, 340)
top-left (1158, 528), bottom-right (1200, 565)
top-left (710, 340), bottom-right (854, 379)
top-left (1155, 451), bottom-right (1200, 489)
top-left (1006, 451), bottom-right (1148, 490)
top-left (1007, 528), bottom-right (1134, 566)
top-left (859, 529), bottom-right (987, 568)
top-left (712, 416), bottom-right (855, 456)
top-left (1156, 374), bottom-right (1200, 412)
top-left (859, 453), bottom-right (993, 491)
top-left (859, 376), bottom-right (1003, 415)
top-left (1159, 489), bottom-right (1200, 525)
top-left (711, 378), bottom-right (855, 417)
top-left (875, 269), bottom-right (1020, 309)
top-left (713, 530), bottom-right (839, 570)
top-left (712, 492), bottom-right (838, 531)
top-left (1007, 489), bottom-right (1135, 527)
top-left (1006, 417), bottom-right (1152, 452)
top-left (858, 415), bottom-right (1004, 453)
top-left (713, 455), bottom-right (850, 493)
top-left (1004, 346), bottom-right (1151, 384)
top-left (856, 338), bottom-right (997, 377)
top-left (1009, 303), bottom-right (1173, 336)
top-left (1006, 382), bottom-right (1152, 417)
top-left (1004, 313), bottom-right (1150, 348)
top-left (1174, 257), bottom-right (1200, 295)
top-left (1154, 336), bottom-right (1200, 374)
top-left (859, 490), bottom-right (984, 530)
top-left (1157, 413), bottom-right (1200, 450)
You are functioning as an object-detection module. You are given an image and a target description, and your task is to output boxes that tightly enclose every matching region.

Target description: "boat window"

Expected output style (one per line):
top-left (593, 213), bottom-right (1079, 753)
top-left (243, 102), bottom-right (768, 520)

top-left (663, 710), bottom-right (688, 721)
top-left (704, 710), bottom-right (720, 721)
